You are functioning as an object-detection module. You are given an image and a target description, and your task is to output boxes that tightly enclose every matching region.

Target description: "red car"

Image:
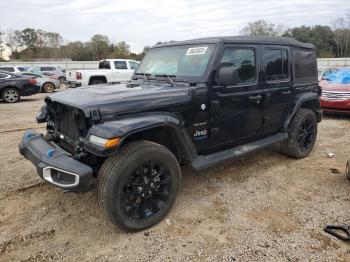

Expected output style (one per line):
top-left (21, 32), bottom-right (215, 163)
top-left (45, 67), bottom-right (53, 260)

top-left (320, 80), bottom-right (350, 115)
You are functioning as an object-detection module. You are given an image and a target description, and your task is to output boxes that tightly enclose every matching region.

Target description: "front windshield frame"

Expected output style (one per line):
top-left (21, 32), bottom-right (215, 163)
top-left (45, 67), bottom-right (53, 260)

top-left (134, 44), bottom-right (217, 82)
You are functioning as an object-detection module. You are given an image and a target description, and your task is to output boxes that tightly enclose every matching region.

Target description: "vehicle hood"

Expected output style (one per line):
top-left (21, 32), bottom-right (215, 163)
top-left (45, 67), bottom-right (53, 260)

top-left (47, 82), bottom-right (192, 117)
top-left (320, 80), bottom-right (350, 92)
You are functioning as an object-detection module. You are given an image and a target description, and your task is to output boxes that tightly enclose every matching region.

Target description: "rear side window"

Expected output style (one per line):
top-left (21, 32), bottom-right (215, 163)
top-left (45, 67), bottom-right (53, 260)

top-left (114, 61), bottom-right (128, 70)
top-left (293, 50), bottom-right (317, 82)
top-left (220, 48), bottom-right (256, 85)
top-left (18, 67), bottom-right (26, 72)
top-left (99, 61), bottom-right (111, 69)
top-left (264, 49), bottom-right (289, 81)
top-left (1, 67), bottom-right (15, 72)
top-left (40, 67), bottom-right (56, 71)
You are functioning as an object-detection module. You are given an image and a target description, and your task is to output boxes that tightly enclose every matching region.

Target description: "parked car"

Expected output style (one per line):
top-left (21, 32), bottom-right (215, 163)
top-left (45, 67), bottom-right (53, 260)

top-left (0, 66), bottom-right (28, 73)
top-left (19, 36), bottom-right (321, 231)
top-left (66, 59), bottom-right (139, 87)
top-left (0, 70), bottom-right (40, 103)
top-left (30, 66), bottom-right (66, 84)
top-left (318, 67), bottom-right (339, 81)
top-left (320, 68), bottom-right (350, 115)
top-left (20, 72), bottom-right (61, 93)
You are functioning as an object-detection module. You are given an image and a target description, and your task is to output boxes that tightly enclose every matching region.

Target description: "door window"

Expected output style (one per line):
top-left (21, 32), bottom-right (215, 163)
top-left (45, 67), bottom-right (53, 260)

top-left (264, 49), bottom-right (289, 81)
top-left (0, 67), bottom-right (15, 72)
top-left (129, 61), bottom-right (139, 70)
top-left (220, 48), bottom-right (256, 85)
top-left (114, 61), bottom-right (128, 70)
top-left (0, 73), bottom-right (10, 79)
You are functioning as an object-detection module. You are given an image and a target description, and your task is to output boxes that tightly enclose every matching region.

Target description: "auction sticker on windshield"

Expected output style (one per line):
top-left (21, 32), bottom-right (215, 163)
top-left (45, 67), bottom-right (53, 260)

top-left (186, 47), bottom-right (208, 56)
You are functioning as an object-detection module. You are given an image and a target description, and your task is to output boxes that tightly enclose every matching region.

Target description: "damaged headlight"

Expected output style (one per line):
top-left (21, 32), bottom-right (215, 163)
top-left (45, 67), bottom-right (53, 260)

top-left (89, 135), bottom-right (120, 148)
top-left (36, 105), bottom-right (47, 123)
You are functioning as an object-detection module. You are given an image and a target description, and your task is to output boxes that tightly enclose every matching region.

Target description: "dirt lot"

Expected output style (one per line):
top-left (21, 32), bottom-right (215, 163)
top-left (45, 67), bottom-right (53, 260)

top-left (0, 92), bottom-right (350, 261)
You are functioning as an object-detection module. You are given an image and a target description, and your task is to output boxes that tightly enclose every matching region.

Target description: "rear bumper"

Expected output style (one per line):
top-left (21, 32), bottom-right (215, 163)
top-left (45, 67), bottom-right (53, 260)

top-left (19, 130), bottom-right (93, 191)
top-left (67, 81), bottom-right (82, 88)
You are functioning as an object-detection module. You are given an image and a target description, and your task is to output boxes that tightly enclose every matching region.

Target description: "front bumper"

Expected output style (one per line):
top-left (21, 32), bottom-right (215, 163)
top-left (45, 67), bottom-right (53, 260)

top-left (320, 99), bottom-right (350, 115)
top-left (21, 85), bottom-right (41, 96)
top-left (19, 130), bottom-right (93, 191)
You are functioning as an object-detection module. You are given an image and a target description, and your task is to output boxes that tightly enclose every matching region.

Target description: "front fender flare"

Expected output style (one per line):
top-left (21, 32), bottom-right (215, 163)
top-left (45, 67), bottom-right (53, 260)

top-left (84, 112), bottom-right (197, 160)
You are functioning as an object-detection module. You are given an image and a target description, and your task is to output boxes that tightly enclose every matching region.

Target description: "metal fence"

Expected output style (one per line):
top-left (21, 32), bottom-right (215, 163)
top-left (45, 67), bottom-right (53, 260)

top-left (1, 58), bottom-right (350, 70)
top-left (0, 61), bottom-right (99, 70)
top-left (317, 58), bottom-right (350, 68)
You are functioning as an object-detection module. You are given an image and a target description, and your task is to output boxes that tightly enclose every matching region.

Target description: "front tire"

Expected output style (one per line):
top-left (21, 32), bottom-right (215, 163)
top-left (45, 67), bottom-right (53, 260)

top-left (2, 87), bottom-right (20, 103)
top-left (280, 108), bottom-right (317, 158)
top-left (346, 160), bottom-right (350, 181)
top-left (97, 141), bottom-right (181, 231)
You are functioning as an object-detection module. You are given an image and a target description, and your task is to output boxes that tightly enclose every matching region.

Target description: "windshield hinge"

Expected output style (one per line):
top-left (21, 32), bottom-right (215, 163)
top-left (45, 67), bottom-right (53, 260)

top-left (90, 108), bottom-right (102, 122)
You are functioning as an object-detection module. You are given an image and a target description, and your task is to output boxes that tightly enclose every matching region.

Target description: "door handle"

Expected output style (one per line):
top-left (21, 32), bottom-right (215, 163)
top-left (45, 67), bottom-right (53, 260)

top-left (248, 95), bottom-right (262, 101)
top-left (281, 90), bottom-right (292, 95)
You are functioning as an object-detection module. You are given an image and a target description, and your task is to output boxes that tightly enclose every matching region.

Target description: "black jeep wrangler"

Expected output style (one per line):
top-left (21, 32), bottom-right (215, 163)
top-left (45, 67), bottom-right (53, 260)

top-left (19, 36), bottom-right (321, 231)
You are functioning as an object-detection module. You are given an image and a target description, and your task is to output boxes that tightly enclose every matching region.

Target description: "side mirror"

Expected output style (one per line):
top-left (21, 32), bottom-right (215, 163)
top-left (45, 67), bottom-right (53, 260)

top-left (217, 66), bottom-right (239, 87)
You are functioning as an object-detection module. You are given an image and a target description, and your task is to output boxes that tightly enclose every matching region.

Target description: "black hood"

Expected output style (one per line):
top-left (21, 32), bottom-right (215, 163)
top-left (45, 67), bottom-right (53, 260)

top-left (48, 82), bottom-right (192, 117)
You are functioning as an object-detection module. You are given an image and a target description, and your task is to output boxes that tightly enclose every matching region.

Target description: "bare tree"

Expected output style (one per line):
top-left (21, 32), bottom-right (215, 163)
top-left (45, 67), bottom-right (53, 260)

top-left (0, 29), bottom-right (6, 59)
top-left (331, 11), bottom-right (350, 58)
top-left (240, 20), bottom-right (286, 36)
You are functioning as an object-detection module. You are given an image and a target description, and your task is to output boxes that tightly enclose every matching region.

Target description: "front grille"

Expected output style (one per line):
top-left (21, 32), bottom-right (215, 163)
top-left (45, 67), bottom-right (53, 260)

top-left (321, 91), bottom-right (350, 101)
top-left (47, 102), bottom-right (87, 140)
top-left (58, 107), bottom-right (81, 139)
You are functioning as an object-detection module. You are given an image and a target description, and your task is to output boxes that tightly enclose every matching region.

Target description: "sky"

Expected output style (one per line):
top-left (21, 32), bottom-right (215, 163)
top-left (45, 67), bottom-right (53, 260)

top-left (0, 0), bottom-right (348, 53)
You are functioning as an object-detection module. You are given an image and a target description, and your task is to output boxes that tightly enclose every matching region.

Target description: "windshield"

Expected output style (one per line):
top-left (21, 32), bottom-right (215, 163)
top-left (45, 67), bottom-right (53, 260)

top-left (136, 44), bottom-right (216, 80)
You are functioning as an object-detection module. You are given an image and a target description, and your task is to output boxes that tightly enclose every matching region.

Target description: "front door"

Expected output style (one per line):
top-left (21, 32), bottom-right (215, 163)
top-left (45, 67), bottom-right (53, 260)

top-left (261, 46), bottom-right (293, 135)
top-left (210, 45), bottom-right (264, 148)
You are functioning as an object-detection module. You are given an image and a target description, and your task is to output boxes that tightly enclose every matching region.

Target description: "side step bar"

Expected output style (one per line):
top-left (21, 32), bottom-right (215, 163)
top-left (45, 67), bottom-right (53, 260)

top-left (191, 132), bottom-right (288, 170)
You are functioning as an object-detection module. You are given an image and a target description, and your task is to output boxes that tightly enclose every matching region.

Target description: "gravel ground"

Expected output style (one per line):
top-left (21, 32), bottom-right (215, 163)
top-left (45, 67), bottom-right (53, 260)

top-left (0, 91), bottom-right (350, 261)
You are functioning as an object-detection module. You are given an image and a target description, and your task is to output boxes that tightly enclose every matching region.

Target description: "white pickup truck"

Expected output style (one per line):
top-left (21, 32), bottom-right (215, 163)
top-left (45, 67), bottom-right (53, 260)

top-left (66, 59), bottom-right (140, 87)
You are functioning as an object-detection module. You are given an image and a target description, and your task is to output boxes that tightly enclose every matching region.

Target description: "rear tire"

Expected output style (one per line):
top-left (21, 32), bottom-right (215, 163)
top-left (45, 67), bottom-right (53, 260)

top-left (2, 87), bottom-right (20, 103)
top-left (280, 108), bottom-right (317, 158)
top-left (43, 82), bottom-right (55, 93)
top-left (346, 160), bottom-right (350, 181)
top-left (90, 79), bottom-right (106, 85)
top-left (97, 140), bottom-right (181, 231)
top-left (58, 77), bottom-right (66, 84)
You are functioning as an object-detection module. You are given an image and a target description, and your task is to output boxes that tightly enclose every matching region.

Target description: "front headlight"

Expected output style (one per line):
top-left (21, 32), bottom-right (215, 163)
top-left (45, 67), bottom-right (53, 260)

top-left (36, 104), bottom-right (47, 123)
top-left (89, 135), bottom-right (120, 148)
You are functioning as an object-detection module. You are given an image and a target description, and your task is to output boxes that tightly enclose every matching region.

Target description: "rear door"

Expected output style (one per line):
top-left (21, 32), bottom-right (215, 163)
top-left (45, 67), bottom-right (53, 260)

top-left (211, 44), bottom-right (264, 147)
top-left (113, 60), bottom-right (134, 81)
top-left (261, 46), bottom-right (293, 135)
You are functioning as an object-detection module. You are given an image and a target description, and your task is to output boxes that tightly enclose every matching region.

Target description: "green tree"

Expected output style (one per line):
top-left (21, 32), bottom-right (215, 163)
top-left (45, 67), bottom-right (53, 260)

top-left (89, 34), bottom-right (110, 60)
top-left (283, 25), bottom-right (336, 57)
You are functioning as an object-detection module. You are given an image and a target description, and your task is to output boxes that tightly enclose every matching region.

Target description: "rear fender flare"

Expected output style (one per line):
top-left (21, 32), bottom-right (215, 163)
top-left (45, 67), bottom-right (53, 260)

top-left (282, 92), bottom-right (321, 132)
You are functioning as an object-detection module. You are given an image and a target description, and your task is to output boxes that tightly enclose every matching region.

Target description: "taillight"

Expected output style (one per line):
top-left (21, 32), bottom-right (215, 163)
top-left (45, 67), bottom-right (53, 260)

top-left (29, 78), bottom-right (37, 85)
top-left (76, 72), bottom-right (82, 80)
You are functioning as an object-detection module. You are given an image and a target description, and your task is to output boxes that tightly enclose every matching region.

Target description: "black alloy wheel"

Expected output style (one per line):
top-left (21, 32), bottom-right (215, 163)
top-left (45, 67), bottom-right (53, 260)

top-left (121, 160), bottom-right (172, 220)
top-left (297, 118), bottom-right (315, 153)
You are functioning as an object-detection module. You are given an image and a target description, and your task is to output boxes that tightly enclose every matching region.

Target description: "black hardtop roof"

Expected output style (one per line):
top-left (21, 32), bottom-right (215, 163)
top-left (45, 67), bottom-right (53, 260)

top-left (153, 36), bottom-right (315, 50)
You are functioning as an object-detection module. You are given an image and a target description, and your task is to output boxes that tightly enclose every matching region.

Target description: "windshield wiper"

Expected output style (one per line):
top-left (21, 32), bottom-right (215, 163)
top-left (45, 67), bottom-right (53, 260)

top-left (135, 72), bottom-right (151, 81)
top-left (154, 74), bottom-right (176, 85)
